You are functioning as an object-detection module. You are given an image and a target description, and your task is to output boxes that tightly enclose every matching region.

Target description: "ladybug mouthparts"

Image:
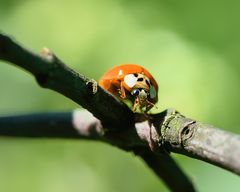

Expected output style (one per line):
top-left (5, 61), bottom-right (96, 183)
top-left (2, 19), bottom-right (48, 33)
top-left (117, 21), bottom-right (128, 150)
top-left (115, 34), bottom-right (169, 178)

top-left (131, 88), bottom-right (148, 100)
top-left (131, 88), bottom-right (154, 112)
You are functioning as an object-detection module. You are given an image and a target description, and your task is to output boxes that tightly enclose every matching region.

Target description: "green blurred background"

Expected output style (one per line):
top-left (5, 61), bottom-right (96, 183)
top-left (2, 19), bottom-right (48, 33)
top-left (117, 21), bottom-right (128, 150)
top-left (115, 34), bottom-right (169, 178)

top-left (0, 0), bottom-right (240, 191)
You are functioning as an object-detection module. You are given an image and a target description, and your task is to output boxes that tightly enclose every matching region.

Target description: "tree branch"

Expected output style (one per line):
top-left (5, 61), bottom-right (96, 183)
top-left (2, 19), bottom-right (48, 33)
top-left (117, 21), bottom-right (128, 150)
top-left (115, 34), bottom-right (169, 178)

top-left (138, 150), bottom-right (195, 192)
top-left (153, 109), bottom-right (240, 175)
top-left (1, 33), bottom-right (240, 191)
top-left (0, 32), bottom-right (195, 191)
top-left (0, 110), bottom-right (195, 192)
top-left (0, 33), bottom-right (134, 131)
top-left (0, 111), bottom-right (102, 140)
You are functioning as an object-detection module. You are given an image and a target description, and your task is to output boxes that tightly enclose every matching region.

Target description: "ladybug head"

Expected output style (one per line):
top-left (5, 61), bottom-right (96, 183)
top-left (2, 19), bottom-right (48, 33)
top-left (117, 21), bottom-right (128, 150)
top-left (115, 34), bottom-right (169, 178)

top-left (131, 88), bottom-right (156, 113)
top-left (131, 88), bottom-right (148, 102)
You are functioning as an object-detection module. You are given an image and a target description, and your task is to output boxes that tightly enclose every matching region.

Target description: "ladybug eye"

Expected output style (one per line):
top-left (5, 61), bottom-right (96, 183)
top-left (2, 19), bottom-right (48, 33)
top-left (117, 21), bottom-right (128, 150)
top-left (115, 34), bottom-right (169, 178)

top-left (132, 89), bottom-right (140, 96)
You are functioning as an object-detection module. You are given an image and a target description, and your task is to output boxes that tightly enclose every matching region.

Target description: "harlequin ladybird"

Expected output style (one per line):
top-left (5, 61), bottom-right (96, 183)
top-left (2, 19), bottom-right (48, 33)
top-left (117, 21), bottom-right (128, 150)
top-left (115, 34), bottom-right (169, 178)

top-left (99, 64), bottom-right (158, 113)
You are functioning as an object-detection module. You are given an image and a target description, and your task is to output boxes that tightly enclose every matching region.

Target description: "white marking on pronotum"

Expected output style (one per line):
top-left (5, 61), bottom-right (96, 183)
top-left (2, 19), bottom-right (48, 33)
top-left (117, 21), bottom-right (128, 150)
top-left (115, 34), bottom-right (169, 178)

top-left (118, 69), bottom-right (123, 76)
top-left (124, 74), bottom-right (137, 88)
top-left (72, 110), bottom-right (103, 136)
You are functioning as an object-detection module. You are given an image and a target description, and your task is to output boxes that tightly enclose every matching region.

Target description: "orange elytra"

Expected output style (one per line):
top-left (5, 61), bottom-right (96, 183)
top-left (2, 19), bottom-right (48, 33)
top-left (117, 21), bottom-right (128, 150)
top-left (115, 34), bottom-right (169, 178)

top-left (99, 64), bottom-right (158, 113)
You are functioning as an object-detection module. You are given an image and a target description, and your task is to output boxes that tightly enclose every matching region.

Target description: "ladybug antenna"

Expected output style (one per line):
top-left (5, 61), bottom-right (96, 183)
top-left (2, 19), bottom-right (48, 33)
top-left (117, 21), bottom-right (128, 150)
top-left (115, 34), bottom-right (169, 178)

top-left (147, 100), bottom-right (158, 109)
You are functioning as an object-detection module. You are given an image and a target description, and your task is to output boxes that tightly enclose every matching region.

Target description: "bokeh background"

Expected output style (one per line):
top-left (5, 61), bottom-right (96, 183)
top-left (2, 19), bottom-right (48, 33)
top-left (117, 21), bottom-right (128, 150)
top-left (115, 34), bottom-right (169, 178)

top-left (0, 0), bottom-right (240, 191)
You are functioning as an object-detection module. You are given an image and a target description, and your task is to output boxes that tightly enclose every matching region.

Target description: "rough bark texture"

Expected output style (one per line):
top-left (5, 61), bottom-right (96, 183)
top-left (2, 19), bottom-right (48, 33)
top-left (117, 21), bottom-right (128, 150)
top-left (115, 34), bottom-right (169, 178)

top-left (153, 110), bottom-right (240, 175)
top-left (0, 34), bottom-right (134, 131)
top-left (1, 33), bottom-right (240, 191)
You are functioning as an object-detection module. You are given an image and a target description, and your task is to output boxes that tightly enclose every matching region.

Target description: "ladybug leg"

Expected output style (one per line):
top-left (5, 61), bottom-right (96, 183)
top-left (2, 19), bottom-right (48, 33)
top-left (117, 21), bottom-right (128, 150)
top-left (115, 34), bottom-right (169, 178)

top-left (145, 100), bottom-right (156, 113)
top-left (133, 97), bottom-right (139, 112)
top-left (119, 81), bottom-right (126, 99)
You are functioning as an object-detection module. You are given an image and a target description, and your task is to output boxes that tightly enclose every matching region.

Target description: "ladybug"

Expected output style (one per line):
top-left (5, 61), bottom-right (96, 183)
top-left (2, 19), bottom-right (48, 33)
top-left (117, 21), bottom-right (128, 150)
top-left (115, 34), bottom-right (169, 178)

top-left (99, 64), bottom-right (158, 113)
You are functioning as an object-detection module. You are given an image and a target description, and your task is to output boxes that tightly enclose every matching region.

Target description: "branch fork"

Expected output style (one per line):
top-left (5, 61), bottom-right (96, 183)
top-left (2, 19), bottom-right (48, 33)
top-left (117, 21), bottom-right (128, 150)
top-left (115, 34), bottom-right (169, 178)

top-left (1, 33), bottom-right (240, 192)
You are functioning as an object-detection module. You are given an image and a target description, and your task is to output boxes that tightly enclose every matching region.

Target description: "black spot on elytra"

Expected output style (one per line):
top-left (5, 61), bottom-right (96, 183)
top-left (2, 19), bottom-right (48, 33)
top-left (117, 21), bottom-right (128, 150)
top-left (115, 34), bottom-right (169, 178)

top-left (137, 77), bottom-right (144, 82)
top-left (145, 79), bottom-right (150, 87)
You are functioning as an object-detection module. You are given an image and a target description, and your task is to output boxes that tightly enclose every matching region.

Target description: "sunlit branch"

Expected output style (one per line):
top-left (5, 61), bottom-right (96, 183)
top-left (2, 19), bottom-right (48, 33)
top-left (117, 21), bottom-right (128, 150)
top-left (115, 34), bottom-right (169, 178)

top-left (1, 33), bottom-right (240, 191)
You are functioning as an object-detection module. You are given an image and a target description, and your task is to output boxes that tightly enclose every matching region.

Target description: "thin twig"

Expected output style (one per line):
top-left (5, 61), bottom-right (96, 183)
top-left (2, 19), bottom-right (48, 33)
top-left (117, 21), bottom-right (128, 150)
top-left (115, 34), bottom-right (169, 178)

top-left (0, 110), bottom-right (196, 192)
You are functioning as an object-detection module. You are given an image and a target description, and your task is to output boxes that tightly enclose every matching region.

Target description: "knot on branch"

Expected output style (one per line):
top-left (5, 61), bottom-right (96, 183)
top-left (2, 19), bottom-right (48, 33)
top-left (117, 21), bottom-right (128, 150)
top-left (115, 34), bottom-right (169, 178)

top-left (160, 109), bottom-right (196, 149)
top-left (34, 48), bottom-right (59, 87)
top-left (86, 79), bottom-right (98, 95)
top-left (181, 122), bottom-right (195, 144)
